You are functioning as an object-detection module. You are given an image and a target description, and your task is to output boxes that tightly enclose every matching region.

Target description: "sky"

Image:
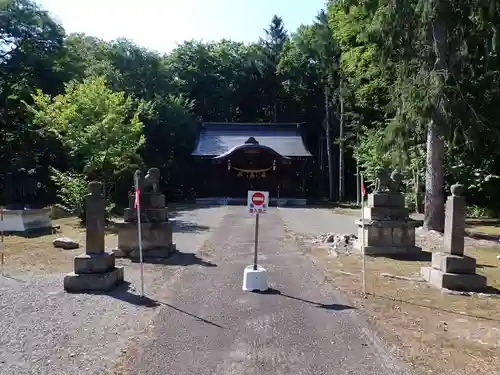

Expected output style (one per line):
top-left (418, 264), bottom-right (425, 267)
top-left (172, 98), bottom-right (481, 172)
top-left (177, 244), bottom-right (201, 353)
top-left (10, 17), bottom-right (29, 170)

top-left (37, 0), bottom-right (328, 54)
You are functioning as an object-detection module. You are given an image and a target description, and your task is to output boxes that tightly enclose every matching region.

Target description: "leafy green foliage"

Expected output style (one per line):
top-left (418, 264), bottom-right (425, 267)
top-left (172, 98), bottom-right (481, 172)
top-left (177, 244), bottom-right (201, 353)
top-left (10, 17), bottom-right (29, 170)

top-left (49, 168), bottom-right (87, 219)
top-left (28, 76), bottom-right (146, 177)
top-left (3, 0), bottom-right (500, 220)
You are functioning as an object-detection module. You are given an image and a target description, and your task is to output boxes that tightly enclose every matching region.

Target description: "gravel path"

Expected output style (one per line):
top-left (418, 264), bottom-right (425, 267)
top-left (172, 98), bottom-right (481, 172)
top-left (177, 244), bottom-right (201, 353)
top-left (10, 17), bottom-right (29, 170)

top-left (0, 205), bottom-right (228, 375)
top-left (117, 207), bottom-right (411, 375)
top-left (279, 207), bottom-right (358, 237)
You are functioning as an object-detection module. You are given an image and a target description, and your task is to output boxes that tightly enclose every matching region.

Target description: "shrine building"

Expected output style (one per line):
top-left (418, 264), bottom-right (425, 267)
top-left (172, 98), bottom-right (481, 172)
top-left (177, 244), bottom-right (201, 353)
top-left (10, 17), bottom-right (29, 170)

top-left (191, 122), bottom-right (312, 204)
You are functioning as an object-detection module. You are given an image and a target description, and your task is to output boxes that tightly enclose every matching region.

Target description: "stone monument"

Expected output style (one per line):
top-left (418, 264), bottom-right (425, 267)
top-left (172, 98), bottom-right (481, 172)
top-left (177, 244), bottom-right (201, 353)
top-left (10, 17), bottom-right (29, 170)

top-left (114, 168), bottom-right (176, 259)
top-left (353, 169), bottom-right (422, 256)
top-left (64, 181), bottom-right (124, 292)
top-left (421, 184), bottom-right (487, 291)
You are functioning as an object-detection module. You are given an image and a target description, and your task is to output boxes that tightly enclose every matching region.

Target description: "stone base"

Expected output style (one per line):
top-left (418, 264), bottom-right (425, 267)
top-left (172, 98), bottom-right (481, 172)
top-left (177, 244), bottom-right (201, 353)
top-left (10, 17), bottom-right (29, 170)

top-left (64, 266), bottom-right (124, 292)
top-left (354, 241), bottom-right (422, 256)
top-left (368, 193), bottom-right (405, 207)
top-left (421, 266), bottom-right (487, 292)
top-left (117, 221), bottom-right (174, 254)
top-left (124, 207), bottom-right (168, 222)
top-left (74, 252), bottom-right (115, 274)
top-left (363, 206), bottom-right (409, 221)
top-left (431, 252), bottom-right (476, 274)
top-left (127, 243), bottom-right (177, 259)
top-left (0, 207), bottom-right (52, 232)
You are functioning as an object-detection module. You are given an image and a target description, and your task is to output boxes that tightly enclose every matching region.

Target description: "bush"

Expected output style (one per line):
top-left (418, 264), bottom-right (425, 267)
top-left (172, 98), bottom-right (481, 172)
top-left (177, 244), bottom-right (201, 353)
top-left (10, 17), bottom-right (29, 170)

top-left (50, 168), bottom-right (115, 223)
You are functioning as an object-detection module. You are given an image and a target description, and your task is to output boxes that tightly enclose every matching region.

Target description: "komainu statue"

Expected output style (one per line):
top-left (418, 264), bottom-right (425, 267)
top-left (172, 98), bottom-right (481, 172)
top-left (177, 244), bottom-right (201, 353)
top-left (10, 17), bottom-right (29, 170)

top-left (374, 168), bottom-right (403, 193)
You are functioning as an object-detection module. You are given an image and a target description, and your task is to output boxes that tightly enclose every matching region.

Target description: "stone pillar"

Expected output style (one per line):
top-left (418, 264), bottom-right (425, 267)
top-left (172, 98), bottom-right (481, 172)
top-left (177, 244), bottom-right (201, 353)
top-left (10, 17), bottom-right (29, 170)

top-left (444, 184), bottom-right (465, 256)
top-left (85, 181), bottom-right (105, 253)
top-left (64, 182), bottom-right (124, 292)
top-left (421, 184), bottom-right (487, 291)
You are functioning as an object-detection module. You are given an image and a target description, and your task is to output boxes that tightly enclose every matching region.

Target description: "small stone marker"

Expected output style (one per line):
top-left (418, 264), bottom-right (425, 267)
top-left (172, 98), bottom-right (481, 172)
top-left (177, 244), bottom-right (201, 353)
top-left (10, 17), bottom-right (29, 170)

top-left (64, 181), bottom-right (124, 293)
top-left (52, 237), bottom-right (79, 250)
top-left (444, 183), bottom-right (465, 256)
top-left (85, 181), bottom-right (105, 253)
top-left (421, 184), bottom-right (487, 291)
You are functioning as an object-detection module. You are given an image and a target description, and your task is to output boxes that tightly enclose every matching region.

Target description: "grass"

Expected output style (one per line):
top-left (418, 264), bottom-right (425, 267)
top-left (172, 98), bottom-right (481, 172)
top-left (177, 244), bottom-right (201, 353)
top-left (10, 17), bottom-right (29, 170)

top-left (0, 216), bottom-right (118, 274)
top-left (290, 229), bottom-right (500, 375)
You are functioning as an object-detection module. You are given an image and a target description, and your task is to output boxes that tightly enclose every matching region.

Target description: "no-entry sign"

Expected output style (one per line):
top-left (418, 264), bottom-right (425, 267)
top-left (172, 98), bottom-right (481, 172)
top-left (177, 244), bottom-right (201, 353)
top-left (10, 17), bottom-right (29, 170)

top-left (247, 190), bottom-right (269, 214)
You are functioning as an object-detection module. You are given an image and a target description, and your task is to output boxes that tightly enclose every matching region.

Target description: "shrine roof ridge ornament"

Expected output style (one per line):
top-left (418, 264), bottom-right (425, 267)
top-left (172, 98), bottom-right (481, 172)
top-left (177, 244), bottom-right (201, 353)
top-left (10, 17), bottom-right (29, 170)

top-left (213, 138), bottom-right (291, 160)
top-left (245, 137), bottom-right (259, 145)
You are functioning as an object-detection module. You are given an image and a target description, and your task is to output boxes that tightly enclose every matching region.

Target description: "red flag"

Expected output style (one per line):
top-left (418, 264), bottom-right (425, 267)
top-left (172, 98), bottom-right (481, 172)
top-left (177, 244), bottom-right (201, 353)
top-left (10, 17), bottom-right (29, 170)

top-left (361, 183), bottom-right (366, 197)
top-left (134, 187), bottom-right (140, 208)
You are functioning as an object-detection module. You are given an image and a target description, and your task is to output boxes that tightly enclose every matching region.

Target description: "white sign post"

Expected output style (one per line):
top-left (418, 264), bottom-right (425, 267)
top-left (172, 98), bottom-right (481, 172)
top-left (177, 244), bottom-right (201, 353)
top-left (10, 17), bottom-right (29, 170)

top-left (242, 190), bottom-right (269, 292)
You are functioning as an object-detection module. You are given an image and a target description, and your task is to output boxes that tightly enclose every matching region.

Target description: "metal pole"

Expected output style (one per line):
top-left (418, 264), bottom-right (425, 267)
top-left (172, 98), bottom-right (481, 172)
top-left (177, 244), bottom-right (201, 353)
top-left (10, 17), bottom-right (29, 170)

top-left (137, 201), bottom-right (144, 297)
top-left (277, 185), bottom-right (280, 208)
top-left (356, 163), bottom-right (360, 205)
top-left (361, 174), bottom-right (366, 294)
top-left (134, 174), bottom-right (145, 298)
top-left (253, 213), bottom-right (259, 270)
top-left (1, 206), bottom-right (4, 276)
top-left (1, 205), bottom-right (4, 244)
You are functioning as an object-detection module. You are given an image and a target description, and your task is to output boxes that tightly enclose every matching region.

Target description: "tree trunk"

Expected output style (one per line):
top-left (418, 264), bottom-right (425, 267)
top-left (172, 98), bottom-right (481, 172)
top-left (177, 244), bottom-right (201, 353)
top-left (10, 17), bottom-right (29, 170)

top-left (338, 80), bottom-right (345, 201)
top-left (424, 120), bottom-right (445, 232)
top-left (324, 86), bottom-right (334, 201)
top-left (413, 167), bottom-right (421, 213)
top-left (423, 6), bottom-right (448, 232)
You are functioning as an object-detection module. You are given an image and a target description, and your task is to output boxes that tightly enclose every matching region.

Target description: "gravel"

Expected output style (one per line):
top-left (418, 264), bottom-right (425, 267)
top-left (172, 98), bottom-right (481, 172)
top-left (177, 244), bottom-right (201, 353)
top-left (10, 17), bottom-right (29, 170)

top-left (279, 207), bottom-right (358, 236)
top-left (0, 205), bottom-right (228, 375)
top-left (116, 207), bottom-right (412, 375)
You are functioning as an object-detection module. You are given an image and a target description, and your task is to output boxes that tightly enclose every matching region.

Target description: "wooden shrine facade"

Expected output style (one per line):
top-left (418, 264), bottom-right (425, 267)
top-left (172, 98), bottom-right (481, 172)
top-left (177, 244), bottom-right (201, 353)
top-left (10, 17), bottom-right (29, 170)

top-left (191, 122), bottom-right (312, 198)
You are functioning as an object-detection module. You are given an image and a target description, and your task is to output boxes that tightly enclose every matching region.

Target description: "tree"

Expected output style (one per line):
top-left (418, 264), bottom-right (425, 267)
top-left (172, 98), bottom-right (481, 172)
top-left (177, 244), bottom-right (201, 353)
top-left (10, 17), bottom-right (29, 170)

top-left (292, 10), bottom-right (340, 201)
top-left (26, 76), bottom-right (147, 214)
top-left (258, 15), bottom-right (289, 122)
top-left (0, 0), bottom-right (66, 206)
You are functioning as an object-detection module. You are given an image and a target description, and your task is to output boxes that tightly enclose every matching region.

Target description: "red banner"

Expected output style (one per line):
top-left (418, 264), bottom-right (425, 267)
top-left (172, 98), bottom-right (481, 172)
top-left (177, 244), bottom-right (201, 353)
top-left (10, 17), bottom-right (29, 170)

top-left (134, 188), bottom-right (140, 208)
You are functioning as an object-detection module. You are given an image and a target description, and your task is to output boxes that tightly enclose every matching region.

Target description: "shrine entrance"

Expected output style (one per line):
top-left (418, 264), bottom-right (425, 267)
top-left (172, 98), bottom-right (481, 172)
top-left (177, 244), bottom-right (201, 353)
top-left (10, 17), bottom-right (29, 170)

top-left (191, 122), bottom-right (312, 200)
top-left (212, 137), bottom-right (292, 198)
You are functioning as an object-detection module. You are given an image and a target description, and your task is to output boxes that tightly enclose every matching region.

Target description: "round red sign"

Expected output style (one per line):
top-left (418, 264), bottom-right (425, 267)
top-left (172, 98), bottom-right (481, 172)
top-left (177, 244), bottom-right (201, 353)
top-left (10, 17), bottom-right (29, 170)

top-left (251, 192), bottom-right (265, 206)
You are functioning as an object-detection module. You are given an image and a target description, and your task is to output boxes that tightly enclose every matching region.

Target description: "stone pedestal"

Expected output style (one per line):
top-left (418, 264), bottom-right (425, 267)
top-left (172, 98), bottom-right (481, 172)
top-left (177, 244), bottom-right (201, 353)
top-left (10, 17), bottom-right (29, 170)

top-left (114, 168), bottom-right (176, 259)
top-left (421, 184), bottom-right (487, 291)
top-left (117, 221), bottom-right (176, 258)
top-left (0, 207), bottom-right (52, 232)
top-left (64, 253), bottom-right (124, 292)
top-left (354, 192), bottom-right (422, 256)
top-left (64, 182), bottom-right (124, 293)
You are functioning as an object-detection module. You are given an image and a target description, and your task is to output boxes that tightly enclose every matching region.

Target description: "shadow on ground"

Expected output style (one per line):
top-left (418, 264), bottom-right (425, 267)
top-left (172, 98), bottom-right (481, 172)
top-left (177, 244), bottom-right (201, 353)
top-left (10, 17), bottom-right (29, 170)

top-left (2, 226), bottom-right (59, 238)
top-left (477, 263), bottom-right (497, 269)
top-left (465, 218), bottom-right (500, 226)
top-left (172, 219), bottom-right (210, 233)
top-left (157, 300), bottom-right (225, 328)
top-left (372, 251), bottom-right (432, 262)
top-left (168, 203), bottom-right (221, 213)
top-left (371, 290), bottom-right (500, 322)
top-left (130, 251), bottom-right (217, 267)
top-left (84, 282), bottom-right (225, 327)
top-left (466, 231), bottom-right (500, 242)
top-left (82, 282), bottom-right (161, 307)
top-left (257, 288), bottom-right (356, 311)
